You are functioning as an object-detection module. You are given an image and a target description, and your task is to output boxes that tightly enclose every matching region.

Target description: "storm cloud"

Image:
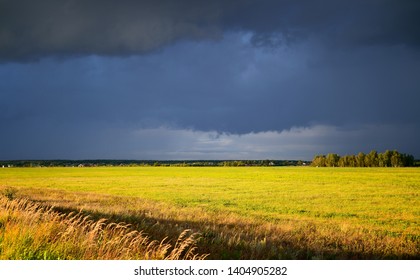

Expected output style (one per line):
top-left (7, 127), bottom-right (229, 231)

top-left (1, 0), bottom-right (419, 159)
top-left (1, 0), bottom-right (419, 61)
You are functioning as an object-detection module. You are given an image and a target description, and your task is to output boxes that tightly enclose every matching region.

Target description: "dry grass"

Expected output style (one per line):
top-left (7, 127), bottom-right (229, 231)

top-left (0, 196), bottom-right (206, 260)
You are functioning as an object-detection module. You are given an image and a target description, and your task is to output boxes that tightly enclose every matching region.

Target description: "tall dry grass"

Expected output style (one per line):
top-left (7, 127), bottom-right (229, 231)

top-left (0, 196), bottom-right (206, 260)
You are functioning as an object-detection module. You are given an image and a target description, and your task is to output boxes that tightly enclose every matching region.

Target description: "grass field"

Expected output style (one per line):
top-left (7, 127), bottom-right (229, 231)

top-left (0, 167), bottom-right (419, 259)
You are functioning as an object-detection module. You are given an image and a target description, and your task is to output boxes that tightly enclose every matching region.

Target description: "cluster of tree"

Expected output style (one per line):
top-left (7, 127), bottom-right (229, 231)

top-left (311, 150), bottom-right (415, 167)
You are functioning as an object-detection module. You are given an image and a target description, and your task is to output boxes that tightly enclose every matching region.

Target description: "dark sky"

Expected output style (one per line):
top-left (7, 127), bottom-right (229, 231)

top-left (1, 0), bottom-right (419, 160)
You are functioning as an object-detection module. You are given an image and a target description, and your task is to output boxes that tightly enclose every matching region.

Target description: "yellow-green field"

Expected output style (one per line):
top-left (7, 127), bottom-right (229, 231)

top-left (0, 167), bottom-right (419, 259)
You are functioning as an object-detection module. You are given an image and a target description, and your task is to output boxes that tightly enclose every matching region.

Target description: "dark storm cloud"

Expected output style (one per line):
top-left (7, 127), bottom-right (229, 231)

top-left (0, 0), bottom-right (224, 61)
top-left (1, 0), bottom-right (420, 62)
top-left (2, 38), bottom-right (419, 134)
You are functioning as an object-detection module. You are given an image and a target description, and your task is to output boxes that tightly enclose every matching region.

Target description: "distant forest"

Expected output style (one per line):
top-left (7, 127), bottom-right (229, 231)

top-left (0, 159), bottom-right (310, 168)
top-left (0, 151), bottom-right (418, 168)
top-left (311, 150), bottom-right (416, 167)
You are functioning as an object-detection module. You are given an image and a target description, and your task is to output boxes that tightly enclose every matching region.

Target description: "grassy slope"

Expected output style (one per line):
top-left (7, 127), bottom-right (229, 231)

top-left (1, 167), bottom-right (419, 259)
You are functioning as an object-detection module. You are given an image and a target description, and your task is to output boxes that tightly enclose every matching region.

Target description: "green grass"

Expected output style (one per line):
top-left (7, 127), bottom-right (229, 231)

top-left (1, 167), bottom-right (419, 259)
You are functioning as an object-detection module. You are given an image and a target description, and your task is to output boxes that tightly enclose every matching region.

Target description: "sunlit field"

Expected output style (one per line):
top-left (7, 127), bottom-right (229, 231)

top-left (1, 167), bottom-right (419, 259)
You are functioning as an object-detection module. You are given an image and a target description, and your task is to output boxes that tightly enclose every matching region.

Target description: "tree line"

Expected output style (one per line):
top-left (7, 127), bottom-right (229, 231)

top-left (311, 150), bottom-right (415, 167)
top-left (0, 159), bottom-right (311, 168)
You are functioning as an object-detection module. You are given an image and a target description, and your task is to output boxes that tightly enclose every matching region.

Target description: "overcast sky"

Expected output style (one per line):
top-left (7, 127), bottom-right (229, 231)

top-left (1, 0), bottom-right (419, 160)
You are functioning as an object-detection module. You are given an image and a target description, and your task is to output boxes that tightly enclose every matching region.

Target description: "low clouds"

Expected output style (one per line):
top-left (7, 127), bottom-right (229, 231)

top-left (1, 121), bottom-right (416, 160)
